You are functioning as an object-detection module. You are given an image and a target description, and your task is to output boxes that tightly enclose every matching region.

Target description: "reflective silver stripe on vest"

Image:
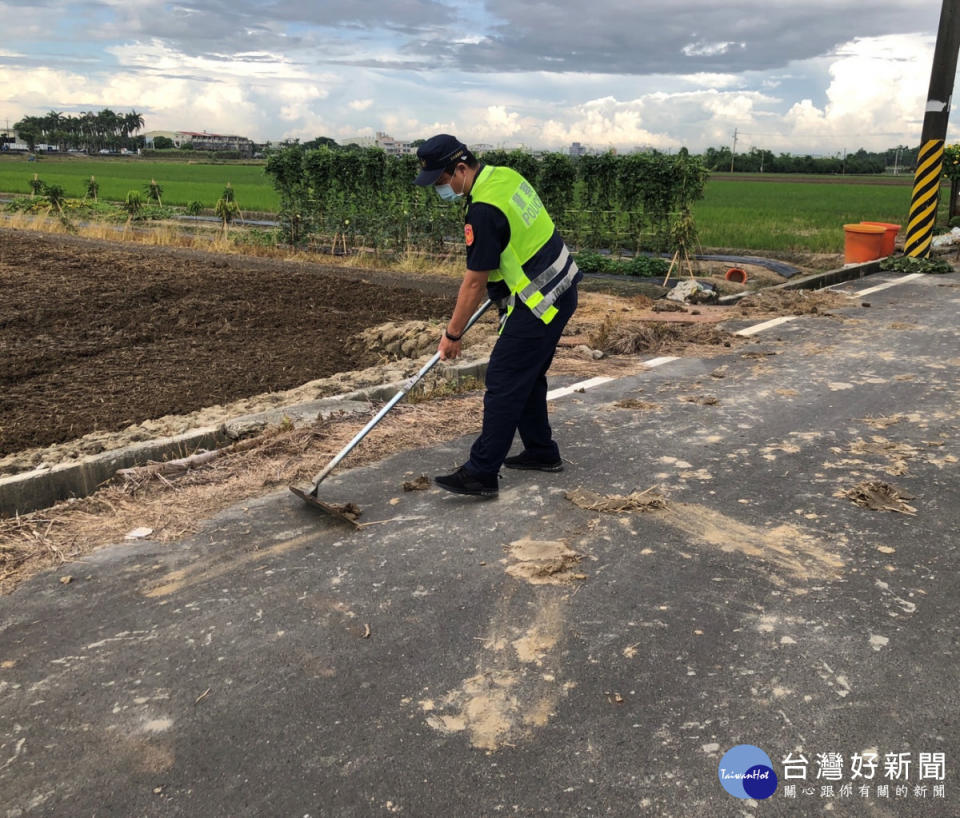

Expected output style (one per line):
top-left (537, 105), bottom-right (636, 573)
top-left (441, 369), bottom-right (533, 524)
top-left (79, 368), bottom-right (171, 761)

top-left (530, 263), bottom-right (577, 318)
top-left (519, 245), bottom-right (579, 318)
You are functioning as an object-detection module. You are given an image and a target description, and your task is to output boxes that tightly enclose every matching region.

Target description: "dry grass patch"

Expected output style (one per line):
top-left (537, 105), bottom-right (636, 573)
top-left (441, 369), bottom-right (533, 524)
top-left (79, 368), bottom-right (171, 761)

top-left (0, 397), bottom-right (484, 593)
top-left (0, 211), bottom-right (466, 276)
top-left (588, 316), bottom-right (735, 356)
top-left (736, 289), bottom-right (850, 316)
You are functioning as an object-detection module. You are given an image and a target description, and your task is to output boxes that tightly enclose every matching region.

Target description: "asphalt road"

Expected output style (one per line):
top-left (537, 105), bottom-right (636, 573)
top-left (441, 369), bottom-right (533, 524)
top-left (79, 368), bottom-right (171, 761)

top-left (2, 270), bottom-right (959, 817)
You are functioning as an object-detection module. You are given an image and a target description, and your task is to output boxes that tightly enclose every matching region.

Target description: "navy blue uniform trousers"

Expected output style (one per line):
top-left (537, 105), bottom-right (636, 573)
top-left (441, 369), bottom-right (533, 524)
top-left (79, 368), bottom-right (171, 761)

top-left (466, 284), bottom-right (578, 477)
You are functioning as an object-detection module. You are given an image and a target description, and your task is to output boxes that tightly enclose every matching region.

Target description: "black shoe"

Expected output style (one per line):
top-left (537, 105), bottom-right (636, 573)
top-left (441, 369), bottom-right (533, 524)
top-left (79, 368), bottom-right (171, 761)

top-left (434, 467), bottom-right (499, 497)
top-left (503, 451), bottom-right (564, 472)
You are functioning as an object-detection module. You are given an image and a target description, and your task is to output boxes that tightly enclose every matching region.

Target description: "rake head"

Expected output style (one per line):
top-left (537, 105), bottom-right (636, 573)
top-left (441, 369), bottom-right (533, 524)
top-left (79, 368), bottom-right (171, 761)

top-left (289, 486), bottom-right (361, 527)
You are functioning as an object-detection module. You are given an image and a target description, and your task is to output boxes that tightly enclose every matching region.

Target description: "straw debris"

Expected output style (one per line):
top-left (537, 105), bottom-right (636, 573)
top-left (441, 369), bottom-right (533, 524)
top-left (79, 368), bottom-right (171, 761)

top-left (566, 486), bottom-right (668, 513)
top-left (0, 397), bottom-right (483, 593)
top-left (588, 318), bottom-right (734, 356)
top-left (736, 289), bottom-right (849, 316)
top-left (842, 481), bottom-right (917, 515)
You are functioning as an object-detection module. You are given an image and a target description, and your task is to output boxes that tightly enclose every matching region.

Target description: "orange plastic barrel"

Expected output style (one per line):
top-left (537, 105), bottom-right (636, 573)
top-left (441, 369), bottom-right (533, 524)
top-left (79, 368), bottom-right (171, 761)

top-left (843, 223), bottom-right (886, 263)
top-left (724, 267), bottom-right (748, 284)
top-left (860, 221), bottom-right (901, 257)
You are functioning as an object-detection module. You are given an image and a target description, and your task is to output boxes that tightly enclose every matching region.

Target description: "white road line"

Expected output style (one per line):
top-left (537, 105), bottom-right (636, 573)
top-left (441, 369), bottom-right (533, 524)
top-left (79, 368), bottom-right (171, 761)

top-left (547, 376), bottom-right (614, 401)
top-left (547, 355), bottom-right (680, 401)
top-left (643, 356), bottom-right (680, 368)
top-left (735, 315), bottom-right (797, 337)
top-left (849, 272), bottom-right (925, 297)
top-left (547, 272), bottom-right (926, 403)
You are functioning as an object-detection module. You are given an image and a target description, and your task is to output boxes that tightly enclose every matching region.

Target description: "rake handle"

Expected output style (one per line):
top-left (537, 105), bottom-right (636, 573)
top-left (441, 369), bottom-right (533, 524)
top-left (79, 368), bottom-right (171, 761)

top-left (309, 298), bottom-right (493, 493)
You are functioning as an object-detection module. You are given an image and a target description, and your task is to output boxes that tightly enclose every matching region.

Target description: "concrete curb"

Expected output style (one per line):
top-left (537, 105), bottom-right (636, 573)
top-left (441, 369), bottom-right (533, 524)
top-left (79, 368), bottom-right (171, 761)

top-left (718, 259), bottom-right (885, 304)
top-left (0, 358), bottom-right (489, 517)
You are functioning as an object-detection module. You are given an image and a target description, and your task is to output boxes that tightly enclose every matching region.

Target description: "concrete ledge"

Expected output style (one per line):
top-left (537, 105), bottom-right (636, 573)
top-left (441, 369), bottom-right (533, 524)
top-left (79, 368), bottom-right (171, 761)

top-left (718, 259), bottom-right (885, 305)
top-left (0, 427), bottom-right (222, 517)
top-left (0, 357), bottom-right (491, 517)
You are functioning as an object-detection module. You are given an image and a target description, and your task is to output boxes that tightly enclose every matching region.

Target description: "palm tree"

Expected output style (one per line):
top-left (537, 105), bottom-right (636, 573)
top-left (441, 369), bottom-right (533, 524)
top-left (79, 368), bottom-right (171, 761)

top-left (43, 111), bottom-right (62, 149)
top-left (125, 110), bottom-right (144, 137)
top-left (63, 116), bottom-right (82, 151)
top-left (80, 111), bottom-right (98, 153)
top-left (96, 109), bottom-right (119, 151)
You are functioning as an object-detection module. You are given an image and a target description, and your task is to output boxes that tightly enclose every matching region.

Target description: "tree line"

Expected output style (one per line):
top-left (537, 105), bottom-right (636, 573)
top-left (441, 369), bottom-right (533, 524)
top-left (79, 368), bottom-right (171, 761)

top-left (8, 109), bottom-right (145, 154)
top-left (702, 145), bottom-right (919, 175)
top-left (299, 136), bottom-right (919, 177)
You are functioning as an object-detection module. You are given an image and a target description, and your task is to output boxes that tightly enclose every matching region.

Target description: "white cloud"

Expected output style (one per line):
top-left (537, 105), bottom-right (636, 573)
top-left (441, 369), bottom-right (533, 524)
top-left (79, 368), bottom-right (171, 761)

top-left (106, 39), bottom-right (325, 84)
top-left (676, 73), bottom-right (744, 90)
top-left (782, 33), bottom-right (934, 150)
top-left (682, 42), bottom-right (746, 58)
top-left (348, 99), bottom-right (374, 111)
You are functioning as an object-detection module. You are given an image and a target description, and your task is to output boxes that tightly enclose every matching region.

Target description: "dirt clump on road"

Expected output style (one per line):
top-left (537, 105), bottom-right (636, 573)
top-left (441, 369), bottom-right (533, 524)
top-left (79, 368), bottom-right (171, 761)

top-left (736, 289), bottom-right (850, 316)
top-left (588, 317), bottom-right (736, 356)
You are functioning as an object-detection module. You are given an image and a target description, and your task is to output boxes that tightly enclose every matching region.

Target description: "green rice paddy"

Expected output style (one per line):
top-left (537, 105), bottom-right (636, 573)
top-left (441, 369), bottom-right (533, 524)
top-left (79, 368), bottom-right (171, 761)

top-left (0, 155), bottom-right (279, 212)
top-left (692, 176), bottom-right (935, 253)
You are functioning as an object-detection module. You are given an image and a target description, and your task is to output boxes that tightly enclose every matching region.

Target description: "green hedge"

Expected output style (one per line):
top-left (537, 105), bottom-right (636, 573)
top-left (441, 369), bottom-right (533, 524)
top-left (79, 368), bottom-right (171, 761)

top-left (264, 144), bottom-right (709, 255)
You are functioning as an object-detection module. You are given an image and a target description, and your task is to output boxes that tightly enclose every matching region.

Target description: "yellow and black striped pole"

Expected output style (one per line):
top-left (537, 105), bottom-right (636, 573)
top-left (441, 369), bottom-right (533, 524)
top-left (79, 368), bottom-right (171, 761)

top-left (903, 0), bottom-right (959, 258)
top-left (905, 139), bottom-right (945, 257)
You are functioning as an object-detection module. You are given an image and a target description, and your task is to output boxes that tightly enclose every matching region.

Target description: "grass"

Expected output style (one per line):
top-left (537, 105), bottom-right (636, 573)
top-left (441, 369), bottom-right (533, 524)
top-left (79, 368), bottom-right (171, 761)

top-left (694, 177), bottom-right (950, 253)
top-left (0, 154), bottom-right (279, 211)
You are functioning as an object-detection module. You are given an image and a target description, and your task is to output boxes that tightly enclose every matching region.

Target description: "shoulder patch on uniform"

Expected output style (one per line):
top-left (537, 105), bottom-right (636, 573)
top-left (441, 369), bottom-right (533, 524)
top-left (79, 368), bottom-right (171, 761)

top-left (464, 224), bottom-right (475, 246)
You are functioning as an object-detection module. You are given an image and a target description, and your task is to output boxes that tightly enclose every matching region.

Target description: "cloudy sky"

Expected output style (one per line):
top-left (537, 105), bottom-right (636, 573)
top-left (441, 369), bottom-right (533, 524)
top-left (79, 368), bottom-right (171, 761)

top-left (0, 0), bottom-right (956, 154)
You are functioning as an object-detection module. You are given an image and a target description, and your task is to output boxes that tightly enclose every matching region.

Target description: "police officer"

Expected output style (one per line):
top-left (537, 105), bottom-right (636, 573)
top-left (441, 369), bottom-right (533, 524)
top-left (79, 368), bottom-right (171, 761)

top-left (413, 134), bottom-right (581, 498)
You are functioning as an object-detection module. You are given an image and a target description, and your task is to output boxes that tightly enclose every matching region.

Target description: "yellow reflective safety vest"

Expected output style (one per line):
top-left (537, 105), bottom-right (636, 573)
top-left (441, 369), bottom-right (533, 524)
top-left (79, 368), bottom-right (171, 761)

top-left (469, 165), bottom-right (578, 325)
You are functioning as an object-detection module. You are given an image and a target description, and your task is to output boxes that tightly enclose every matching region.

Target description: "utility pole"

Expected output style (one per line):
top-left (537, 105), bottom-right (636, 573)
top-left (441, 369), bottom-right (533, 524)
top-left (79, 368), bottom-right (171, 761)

top-left (904, 0), bottom-right (960, 257)
top-left (730, 128), bottom-right (738, 172)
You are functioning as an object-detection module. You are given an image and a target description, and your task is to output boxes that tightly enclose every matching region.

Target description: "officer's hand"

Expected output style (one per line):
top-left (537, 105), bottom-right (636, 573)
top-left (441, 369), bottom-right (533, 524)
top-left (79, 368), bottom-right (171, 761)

top-left (439, 335), bottom-right (461, 361)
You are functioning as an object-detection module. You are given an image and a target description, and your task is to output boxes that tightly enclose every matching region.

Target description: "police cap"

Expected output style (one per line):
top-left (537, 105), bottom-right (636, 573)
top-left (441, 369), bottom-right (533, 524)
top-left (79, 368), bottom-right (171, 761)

top-left (414, 134), bottom-right (472, 186)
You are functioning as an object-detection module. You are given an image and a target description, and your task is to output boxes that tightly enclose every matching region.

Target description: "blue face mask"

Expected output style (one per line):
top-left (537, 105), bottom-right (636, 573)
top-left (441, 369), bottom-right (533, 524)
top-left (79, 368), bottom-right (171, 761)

top-left (435, 166), bottom-right (465, 201)
top-left (435, 183), bottom-right (462, 202)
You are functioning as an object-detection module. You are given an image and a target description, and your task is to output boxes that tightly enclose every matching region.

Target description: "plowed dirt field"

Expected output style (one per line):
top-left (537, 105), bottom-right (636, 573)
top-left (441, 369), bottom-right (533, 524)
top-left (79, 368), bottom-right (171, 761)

top-left (0, 229), bottom-right (460, 456)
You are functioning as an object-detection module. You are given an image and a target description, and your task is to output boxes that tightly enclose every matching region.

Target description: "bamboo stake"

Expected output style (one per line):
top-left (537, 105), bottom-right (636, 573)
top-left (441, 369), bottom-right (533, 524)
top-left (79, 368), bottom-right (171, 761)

top-left (662, 250), bottom-right (679, 287)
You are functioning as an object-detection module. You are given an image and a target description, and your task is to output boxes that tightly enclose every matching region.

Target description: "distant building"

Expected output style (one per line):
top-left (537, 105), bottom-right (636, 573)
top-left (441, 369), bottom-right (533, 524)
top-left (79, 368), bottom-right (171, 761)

top-left (143, 130), bottom-right (254, 156)
top-left (178, 131), bottom-right (255, 156)
top-left (0, 128), bottom-right (42, 152)
top-left (339, 132), bottom-right (418, 155)
top-left (568, 142), bottom-right (587, 157)
top-left (339, 135), bottom-right (377, 148)
top-left (142, 130), bottom-right (184, 148)
top-left (374, 131), bottom-right (416, 156)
